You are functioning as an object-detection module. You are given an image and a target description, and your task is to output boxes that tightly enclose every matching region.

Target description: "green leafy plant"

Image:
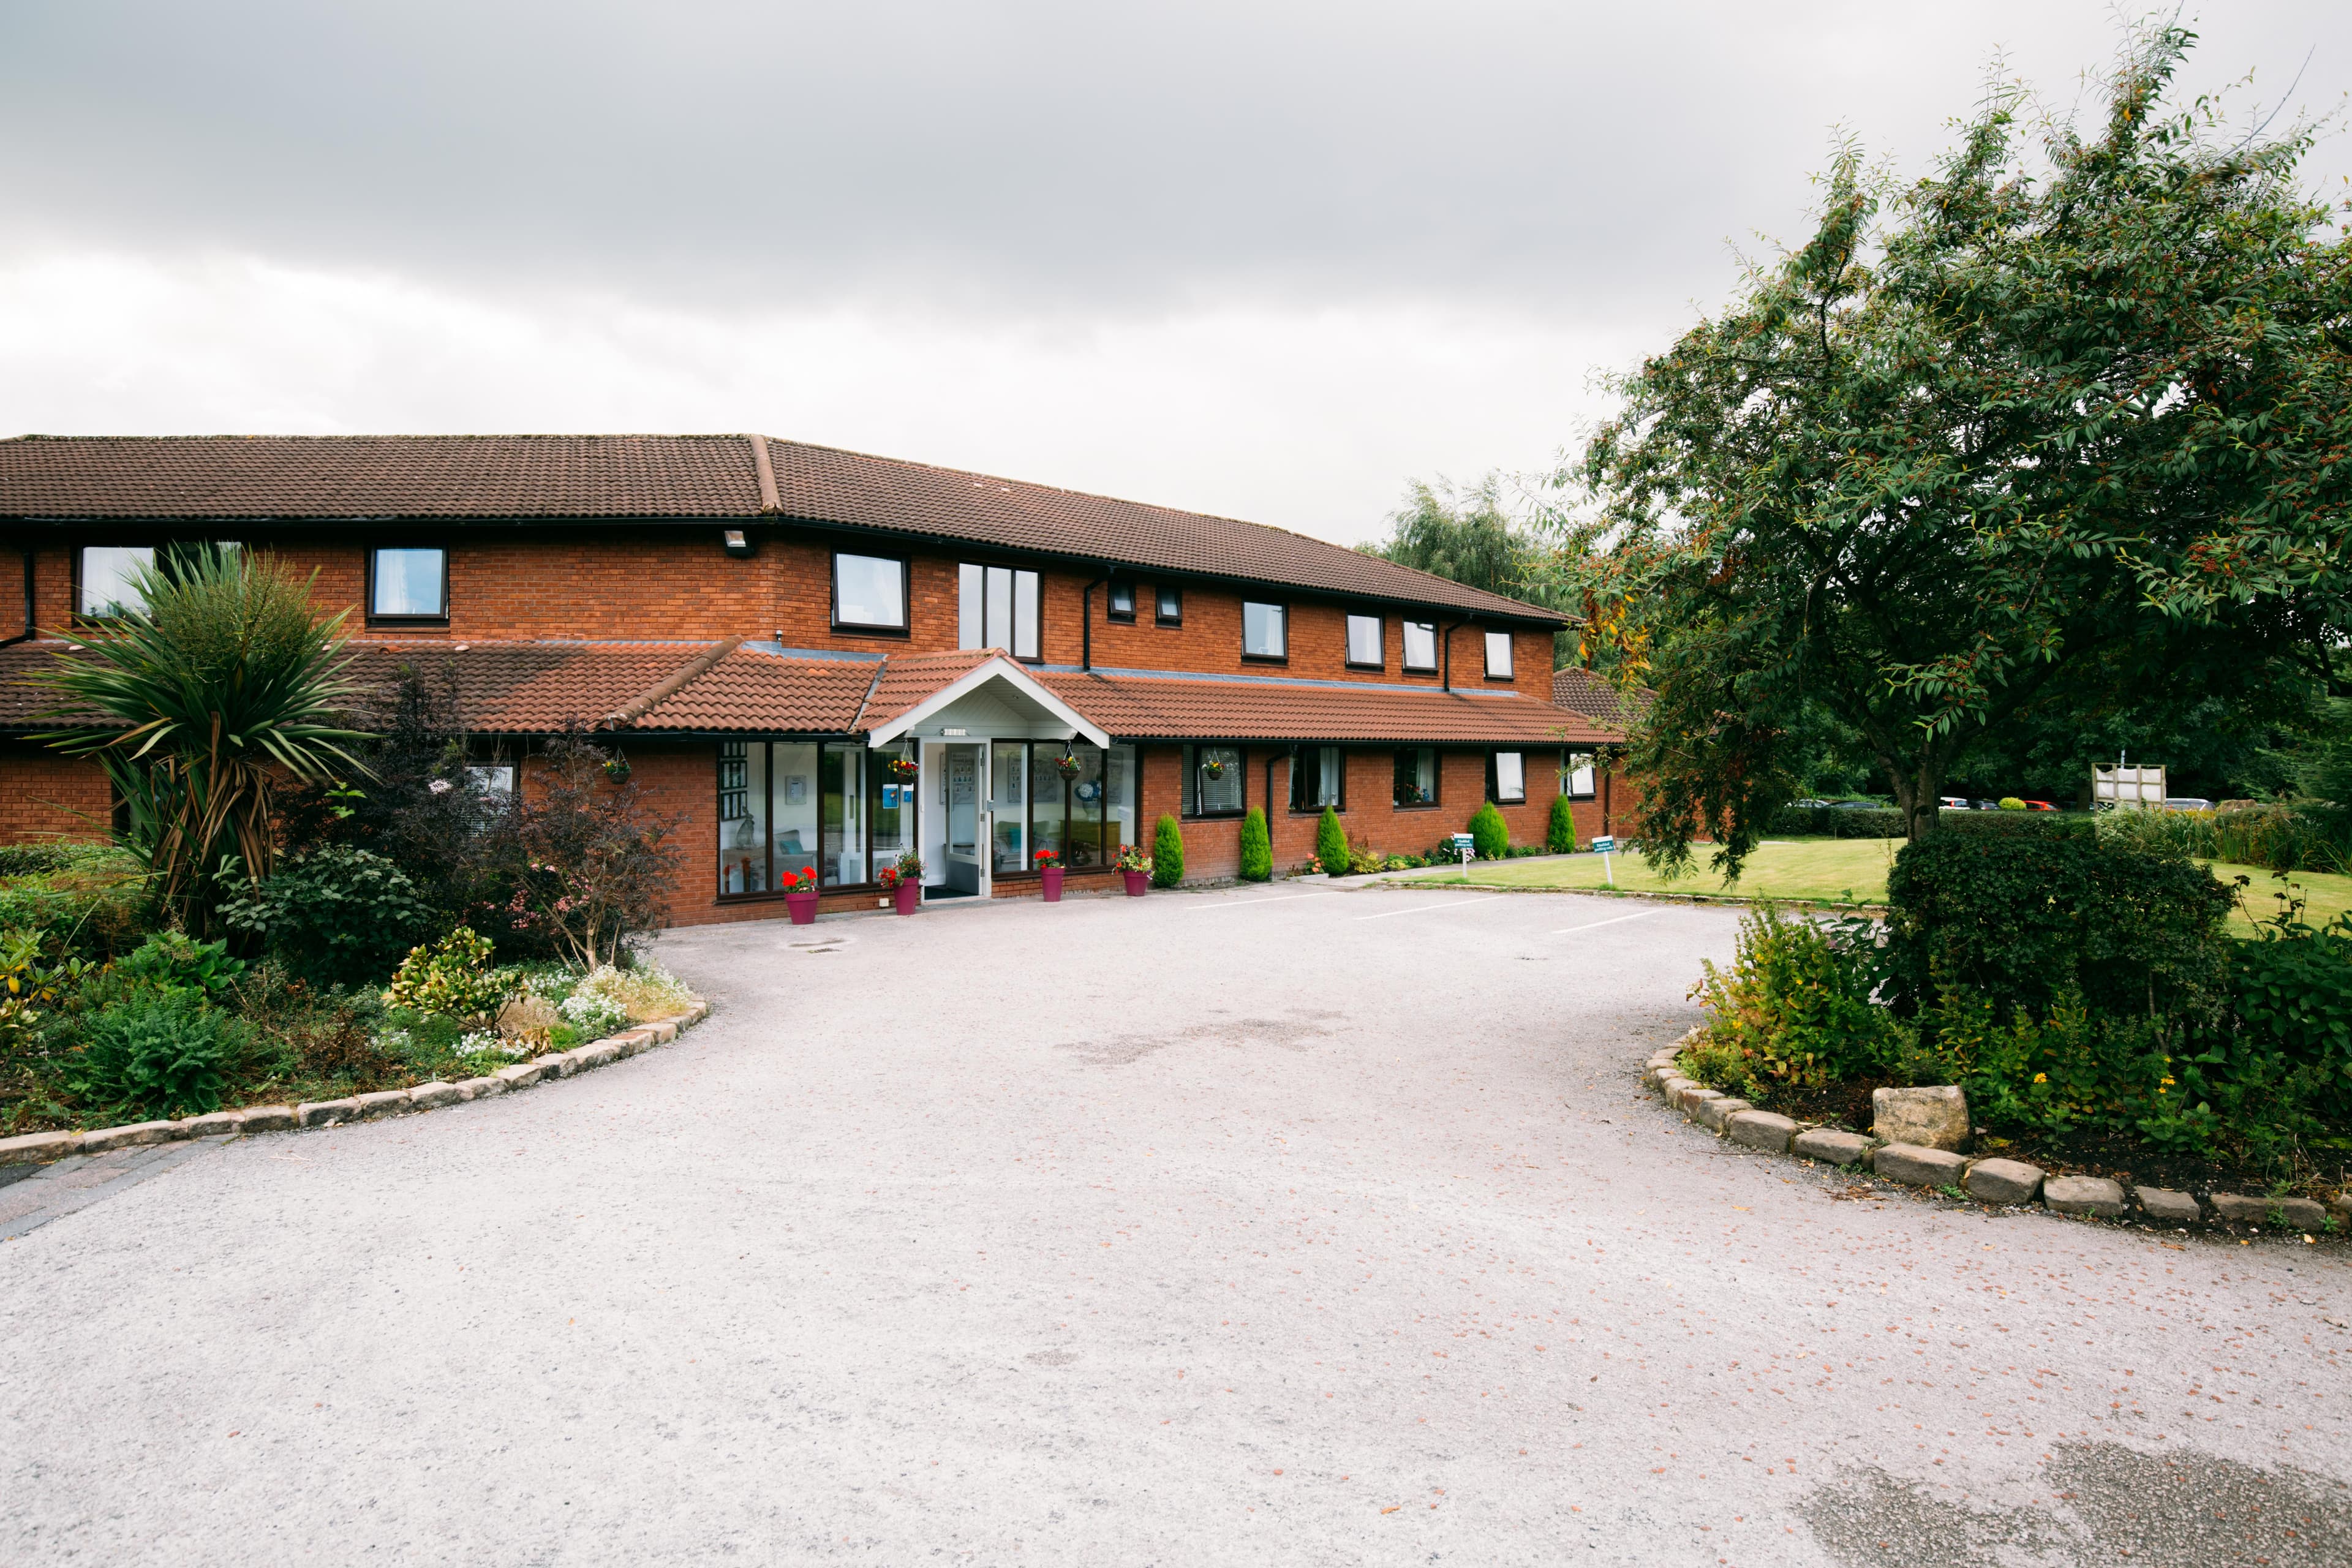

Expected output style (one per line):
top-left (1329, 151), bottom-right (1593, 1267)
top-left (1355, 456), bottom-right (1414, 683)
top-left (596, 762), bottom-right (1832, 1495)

top-left (0, 843), bottom-right (156, 959)
top-left (1468, 802), bottom-right (1508, 861)
top-left (33, 548), bottom-right (369, 932)
top-left (1691, 906), bottom-right (1907, 1091)
top-left (69, 989), bottom-right (250, 1119)
top-left (1547, 794), bottom-right (1576, 854)
top-left (1150, 815), bottom-right (1185, 888)
top-left (382, 927), bottom-right (511, 1026)
top-left (217, 844), bottom-right (437, 986)
top-left (1316, 807), bottom-right (1349, 878)
top-left (480, 726), bottom-right (682, 968)
top-left (1238, 807), bottom-right (1272, 883)
top-left (116, 931), bottom-right (246, 1000)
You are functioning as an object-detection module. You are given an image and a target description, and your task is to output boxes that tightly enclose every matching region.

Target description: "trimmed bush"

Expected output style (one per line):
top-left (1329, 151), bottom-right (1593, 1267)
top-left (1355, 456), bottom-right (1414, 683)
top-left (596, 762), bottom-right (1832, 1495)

top-left (382, 927), bottom-right (511, 1025)
top-left (69, 989), bottom-right (250, 1119)
top-left (1316, 806), bottom-right (1349, 876)
top-left (1997, 796), bottom-right (2026, 810)
top-left (1151, 814), bottom-right (1185, 888)
top-left (1238, 807), bottom-right (1272, 882)
top-left (1468, 802), bottom-right (1508, 861)
top-left (1547, 793), bottom-right (1576, 854)
top-left (1883, 832), bottom-right (2233, 1030)
top-left (1766, 805), bottom-right (1906, 838)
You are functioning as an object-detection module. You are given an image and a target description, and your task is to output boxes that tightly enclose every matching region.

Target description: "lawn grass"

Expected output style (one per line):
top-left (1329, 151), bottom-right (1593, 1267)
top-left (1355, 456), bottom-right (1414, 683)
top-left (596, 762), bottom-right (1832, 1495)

top-left (1416, 837), bottom-right (2352, 935)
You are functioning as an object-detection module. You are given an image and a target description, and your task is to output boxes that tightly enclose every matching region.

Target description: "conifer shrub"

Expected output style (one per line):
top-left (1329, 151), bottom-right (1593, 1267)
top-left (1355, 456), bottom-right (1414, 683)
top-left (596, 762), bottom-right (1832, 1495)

top-left (1547, 793), bottom-right (1576, 854)
top-left (1151, 814), bottom-right (1185, 888)
top-left (1238, 807), bottom-right (1272, 882)
top-left (1316, 806), bottom-right (1349, 876)
top-left (1468, 801), bottom-right (1508, 860)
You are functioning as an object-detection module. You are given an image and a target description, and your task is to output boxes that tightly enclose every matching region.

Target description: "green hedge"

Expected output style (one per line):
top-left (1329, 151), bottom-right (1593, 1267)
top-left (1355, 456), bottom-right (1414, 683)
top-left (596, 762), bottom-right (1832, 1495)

top-left (1766, 805), bottom-right (2094, 840)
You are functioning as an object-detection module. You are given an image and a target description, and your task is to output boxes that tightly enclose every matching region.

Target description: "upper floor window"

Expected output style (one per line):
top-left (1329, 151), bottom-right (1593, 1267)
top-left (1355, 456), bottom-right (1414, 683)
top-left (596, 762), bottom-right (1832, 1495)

top-left (1289, 745), bottom-right (1344, 811)
top-left (1107, 582), bottom-right (1136, 622)
top-left (1345, 613), bottom-right (1382, 669)
top-left (371, 546), bottom-right (447, 622)
top-left (1483, 630), bottom-right (1515, 679)
top-left (1488, 750), bottom-right (1526, 804)
top-left (1402, 620), bottom-right (1438, 673)
top-left (1242, 601), bottom-right (1287, 661)
top-left (79, 543), bottom-right (243, 620)
top-left (78, 546), bottom-right (153, 619)
top-left (1562, 751), bottom-right (1597, 799)
top-left (1156, 585), bottom-right (1183, 626)
top-left (958, 564), bottom-right (1040, 659)
top-left (834, 552), bottom-right (909, 633)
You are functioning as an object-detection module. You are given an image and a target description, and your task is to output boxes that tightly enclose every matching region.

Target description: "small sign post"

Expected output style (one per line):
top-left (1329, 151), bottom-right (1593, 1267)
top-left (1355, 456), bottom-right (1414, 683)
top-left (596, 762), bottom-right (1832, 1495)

top-left (1589, 834), bottom-right (1617, 887)
top-left (1449, 832), bottom-right (1476, 878)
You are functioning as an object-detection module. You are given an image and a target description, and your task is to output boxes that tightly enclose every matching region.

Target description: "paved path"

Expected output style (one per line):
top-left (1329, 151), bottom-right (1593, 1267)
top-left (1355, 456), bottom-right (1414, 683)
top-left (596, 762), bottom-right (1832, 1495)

top-left (3, 884), bottom-right (2347, 1564)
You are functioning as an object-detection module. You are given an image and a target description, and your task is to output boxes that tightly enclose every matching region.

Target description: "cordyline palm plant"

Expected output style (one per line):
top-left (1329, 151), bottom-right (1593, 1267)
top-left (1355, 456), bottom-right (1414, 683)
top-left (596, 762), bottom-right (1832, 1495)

top-left (36, 548), bottom-right (370, 932)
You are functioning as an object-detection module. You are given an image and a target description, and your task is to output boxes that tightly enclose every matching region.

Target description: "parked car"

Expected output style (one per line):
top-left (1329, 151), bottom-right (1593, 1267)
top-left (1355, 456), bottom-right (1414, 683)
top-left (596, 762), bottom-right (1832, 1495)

top-left (1939, 796), bottom-right (1970, 809)
top-left (2162, 796), bottom-right (2214, 812)
top-left (2020, 800), bottom-right (2056, 812)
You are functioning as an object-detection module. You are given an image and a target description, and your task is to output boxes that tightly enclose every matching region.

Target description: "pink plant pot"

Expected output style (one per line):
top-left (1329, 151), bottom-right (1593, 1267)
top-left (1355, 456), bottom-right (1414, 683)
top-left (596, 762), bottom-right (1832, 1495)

top-left (893, 881), bottom-right (921, 916)
top-left (784, 891), bottom-right (820, 925)
top-left (1040, 867), bottom-right (1065, 902)
top-left (1122, 870), bottom-right (1148, 897)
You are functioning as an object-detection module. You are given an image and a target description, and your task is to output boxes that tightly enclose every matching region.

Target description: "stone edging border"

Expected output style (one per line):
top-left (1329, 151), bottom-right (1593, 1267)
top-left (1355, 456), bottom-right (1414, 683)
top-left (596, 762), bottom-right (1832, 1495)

top-left (1646, 1029), bottom-right (2352, 1235)
top-left (0, 1001), bottom-right (711, 1166)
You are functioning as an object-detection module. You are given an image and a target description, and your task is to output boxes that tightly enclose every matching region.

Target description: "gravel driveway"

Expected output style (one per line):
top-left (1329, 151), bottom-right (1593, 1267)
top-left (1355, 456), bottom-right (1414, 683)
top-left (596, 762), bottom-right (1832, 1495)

top-left (4, 884), bottom-right (2348, 1565)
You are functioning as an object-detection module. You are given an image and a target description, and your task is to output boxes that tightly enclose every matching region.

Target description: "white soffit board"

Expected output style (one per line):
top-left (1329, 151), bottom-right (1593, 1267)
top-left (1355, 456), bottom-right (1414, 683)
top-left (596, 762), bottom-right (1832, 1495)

top-left (867, 658), bottom-right (1112, 748)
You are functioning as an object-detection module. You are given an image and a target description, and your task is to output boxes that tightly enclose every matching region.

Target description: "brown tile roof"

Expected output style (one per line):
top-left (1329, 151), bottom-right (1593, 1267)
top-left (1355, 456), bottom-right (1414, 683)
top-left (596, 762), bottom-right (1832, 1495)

top-left (631, 644), bottom-right (875, 733)
top-left (1550, 666), bottom-right (1651, 729)
top-left (1039, 669), bottom-right (1619, 746)
top-left (0, 434), bottom-right (756, 519)
top-left (853, 647), bottom-right (998, 730)
top-left (0, 434), bottom-right (1565, 623)
top-left (761, 438), bottom-right (1561, 622)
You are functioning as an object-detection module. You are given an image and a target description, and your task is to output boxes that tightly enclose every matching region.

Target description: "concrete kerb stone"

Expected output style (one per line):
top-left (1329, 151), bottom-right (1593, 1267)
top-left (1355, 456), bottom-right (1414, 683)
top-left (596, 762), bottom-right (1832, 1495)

top-left (1643, 1033), bottom-right (2352, 1234)
top-left (1, 1005), bottom-right (710, 1171)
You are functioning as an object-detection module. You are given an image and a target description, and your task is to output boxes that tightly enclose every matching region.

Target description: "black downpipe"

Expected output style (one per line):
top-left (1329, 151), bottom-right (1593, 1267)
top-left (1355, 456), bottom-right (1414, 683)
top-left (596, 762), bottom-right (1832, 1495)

top-left (1, 548), bottom-right (32, 647)
top-left (1439, 620), bottom-right (1461, 692)
top-left (1080, 571), bottom-right (1109, 671)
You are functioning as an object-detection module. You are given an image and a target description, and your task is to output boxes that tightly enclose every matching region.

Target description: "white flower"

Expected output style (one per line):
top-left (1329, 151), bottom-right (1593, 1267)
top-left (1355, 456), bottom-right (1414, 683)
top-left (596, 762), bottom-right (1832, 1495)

top-left (428, 778), bottom-right (453, 794)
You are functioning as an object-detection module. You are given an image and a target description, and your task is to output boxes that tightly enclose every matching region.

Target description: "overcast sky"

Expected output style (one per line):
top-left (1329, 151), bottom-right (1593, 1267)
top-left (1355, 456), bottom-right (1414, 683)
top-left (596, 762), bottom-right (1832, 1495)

top-left (1, 2), bottom-right (2345, 544)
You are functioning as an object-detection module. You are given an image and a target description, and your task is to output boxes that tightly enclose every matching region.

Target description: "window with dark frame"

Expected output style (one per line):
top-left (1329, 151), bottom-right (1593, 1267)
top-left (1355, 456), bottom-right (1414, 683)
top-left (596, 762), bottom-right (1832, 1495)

top-left (957, 562), bottom-right (1041, 659)
top-left (1487, 750), bottom-right (1527, 804)
top-left (77, 542), bottom-right (247, 622)
top-left (1401, 619), bottom-right (1438, 673)
top-left (1345, 613), bottom-right (1382, 669)
top-left (832, 552), bottom-right (910, 633)
top-left (1182, 744), bottom-right (1243, 817)
top-left (1107, 582), bottom-right (1136, 622)
top-left (1242, 601), bottom-right (1287, 661)
top-left (1483, 629), bottom-right (1515, 679)
top-left (1288, 745), bottom-right (1343, 812)
top-left (1393, 747), bottom-right (1438, 808)
top-left (1562, 752), bottom-right (1597, 799)
top-left (985, 739), bottom-right (1139, 873)
top-left (369, 546), bottom-right (447, 622)
top-left (1156, 585), bottom-right (1183, 625)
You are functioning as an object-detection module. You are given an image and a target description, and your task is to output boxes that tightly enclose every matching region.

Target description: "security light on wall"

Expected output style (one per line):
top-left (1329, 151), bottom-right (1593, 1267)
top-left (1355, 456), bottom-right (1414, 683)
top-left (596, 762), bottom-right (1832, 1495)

top-left (722, 529), bottom-right (753, 557)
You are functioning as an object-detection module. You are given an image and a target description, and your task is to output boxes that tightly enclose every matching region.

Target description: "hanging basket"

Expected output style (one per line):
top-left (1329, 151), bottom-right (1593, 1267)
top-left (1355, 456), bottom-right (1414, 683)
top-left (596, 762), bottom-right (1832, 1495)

top-left (1199, 758), bottom-right (1227, 780)
top-left (1055, 752), bottom-right (1083, 781)
top-left (886, 757), bottom-right (920, 780)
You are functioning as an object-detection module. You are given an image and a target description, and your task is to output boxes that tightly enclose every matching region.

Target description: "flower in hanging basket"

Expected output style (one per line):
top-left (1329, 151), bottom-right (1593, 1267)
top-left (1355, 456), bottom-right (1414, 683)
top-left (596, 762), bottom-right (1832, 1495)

top-left (1054, 752), bottom-right (1082, 780)
top-left (1200, 758), bottom-right (1227, 780)
top-left (887, 756), bottom-right (920, 780)
top-left (602, 756), bottom-right (633, 783)
top-left (1034, 848), bottom-right (1060, 869)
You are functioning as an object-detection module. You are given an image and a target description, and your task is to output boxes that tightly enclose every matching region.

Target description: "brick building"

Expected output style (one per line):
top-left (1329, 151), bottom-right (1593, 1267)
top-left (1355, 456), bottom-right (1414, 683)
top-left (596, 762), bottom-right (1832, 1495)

top-left (0, 435), bottom-right (1626, 922)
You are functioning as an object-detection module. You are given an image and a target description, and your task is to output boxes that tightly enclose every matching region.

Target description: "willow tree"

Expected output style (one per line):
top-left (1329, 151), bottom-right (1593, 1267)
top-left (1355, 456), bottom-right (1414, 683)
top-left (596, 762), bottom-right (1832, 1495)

top-left (1559, 26), bottom-right (2352, 875)
top-left (37, 549), bottom-right (368, 930)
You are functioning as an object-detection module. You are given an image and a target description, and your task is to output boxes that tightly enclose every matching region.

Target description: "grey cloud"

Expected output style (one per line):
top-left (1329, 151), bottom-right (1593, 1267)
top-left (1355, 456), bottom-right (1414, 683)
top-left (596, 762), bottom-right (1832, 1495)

top-left (3, 1), bottom-right (2346, 323)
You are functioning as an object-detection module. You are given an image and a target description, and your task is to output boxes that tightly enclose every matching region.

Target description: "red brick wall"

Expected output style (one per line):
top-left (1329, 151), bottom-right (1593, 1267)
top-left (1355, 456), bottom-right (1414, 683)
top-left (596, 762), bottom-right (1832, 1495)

top-left (22, 535), bottom-right (1559, 697)
top-left (0, 741), bottom-right (112, 845)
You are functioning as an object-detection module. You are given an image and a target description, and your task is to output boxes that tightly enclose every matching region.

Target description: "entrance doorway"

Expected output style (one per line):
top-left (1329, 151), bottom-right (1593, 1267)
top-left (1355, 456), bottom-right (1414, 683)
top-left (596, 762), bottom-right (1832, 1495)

top-left (940, 742), bottom-right (988, 898)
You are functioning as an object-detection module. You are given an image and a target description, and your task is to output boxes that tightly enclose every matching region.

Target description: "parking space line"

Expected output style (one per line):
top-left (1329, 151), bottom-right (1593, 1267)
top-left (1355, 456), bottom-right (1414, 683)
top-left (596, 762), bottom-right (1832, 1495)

top-left (1354, 897), bottom-right (1504, 921)
top-left (1186, 892), bottom-right (1348, 911)
top-left (1551, 908), bottom-right (1665, 935)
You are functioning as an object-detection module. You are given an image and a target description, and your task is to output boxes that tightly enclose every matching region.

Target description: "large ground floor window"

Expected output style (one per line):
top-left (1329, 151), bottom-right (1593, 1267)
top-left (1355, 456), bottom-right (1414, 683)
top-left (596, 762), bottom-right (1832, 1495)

top-left (992, 741), bottom-right (1137, 873)
top-left (718, 737), bottom-right (916, 895)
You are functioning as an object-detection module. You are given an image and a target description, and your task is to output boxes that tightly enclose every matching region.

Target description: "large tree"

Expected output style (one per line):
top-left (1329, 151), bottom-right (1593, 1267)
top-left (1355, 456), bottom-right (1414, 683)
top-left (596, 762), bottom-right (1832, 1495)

top-left (1556, 26), bottom-right (2352, 873)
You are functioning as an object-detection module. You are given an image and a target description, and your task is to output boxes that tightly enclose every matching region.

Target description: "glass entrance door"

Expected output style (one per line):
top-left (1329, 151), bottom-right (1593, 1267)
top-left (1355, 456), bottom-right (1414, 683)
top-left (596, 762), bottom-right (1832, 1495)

top-left (942, 742), bottom-right (987, 897)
